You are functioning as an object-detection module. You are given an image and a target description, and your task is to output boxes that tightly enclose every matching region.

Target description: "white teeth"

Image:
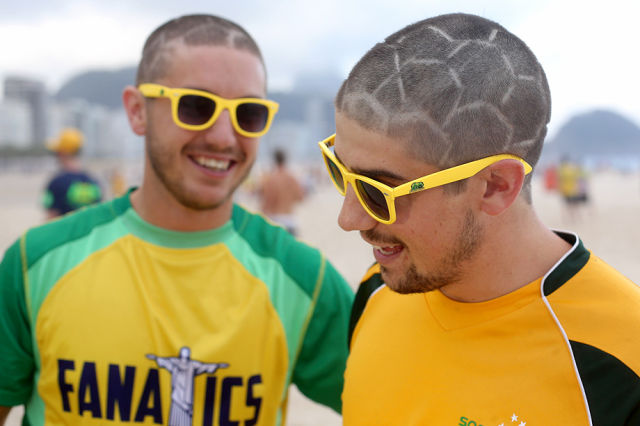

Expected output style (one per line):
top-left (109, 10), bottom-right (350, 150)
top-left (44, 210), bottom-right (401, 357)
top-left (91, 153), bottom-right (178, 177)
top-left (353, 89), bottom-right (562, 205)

top-left (195, 156), bottom-right (230, 171)
top-left (374, 245), bottom-right (397, 255)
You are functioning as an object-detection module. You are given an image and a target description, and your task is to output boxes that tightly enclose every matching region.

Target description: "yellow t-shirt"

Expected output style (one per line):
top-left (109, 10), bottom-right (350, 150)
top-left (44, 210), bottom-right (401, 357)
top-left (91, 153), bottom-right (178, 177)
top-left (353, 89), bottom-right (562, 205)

top-left (558, 163), bottom-right (580, 198)
top-left (344, 232), bottom-right (640, 425)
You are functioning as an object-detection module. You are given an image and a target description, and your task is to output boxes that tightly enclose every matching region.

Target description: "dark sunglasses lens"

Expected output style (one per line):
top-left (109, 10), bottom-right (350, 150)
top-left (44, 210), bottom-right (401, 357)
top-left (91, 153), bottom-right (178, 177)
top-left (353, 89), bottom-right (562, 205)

top-left (236, 103), bottom-right (269, 133)
top-left (325, 156), bottom-right (345, 193)
top-left (356, 180), bottom-right (390, 221)
top-left (178, 95), bottom-right (215, 125)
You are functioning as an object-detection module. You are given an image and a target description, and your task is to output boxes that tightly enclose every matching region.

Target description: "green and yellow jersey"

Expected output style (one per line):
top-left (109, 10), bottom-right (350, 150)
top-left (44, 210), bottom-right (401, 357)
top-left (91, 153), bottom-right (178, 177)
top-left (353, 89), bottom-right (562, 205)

top-left (0, 191), bottom-right (354, 425)
top-left (344, 232), bottom-right (640, 425)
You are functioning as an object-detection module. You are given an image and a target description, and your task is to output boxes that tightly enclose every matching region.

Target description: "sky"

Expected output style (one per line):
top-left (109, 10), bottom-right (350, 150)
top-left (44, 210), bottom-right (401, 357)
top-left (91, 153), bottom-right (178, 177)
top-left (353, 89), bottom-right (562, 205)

top-left (1, 0), bottom-right (639, 138)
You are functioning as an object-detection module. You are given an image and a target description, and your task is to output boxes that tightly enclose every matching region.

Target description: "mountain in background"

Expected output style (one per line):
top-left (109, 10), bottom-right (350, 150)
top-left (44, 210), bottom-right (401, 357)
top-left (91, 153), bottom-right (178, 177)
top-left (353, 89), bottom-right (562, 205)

top-left (54, 69), bottom-right (640, 166)
top-left (55, 67), bottom-right (137, 109)
top-left (53, 66), bottom-right (342, 109)
top-left (542, 109), bottom-right (640, 163)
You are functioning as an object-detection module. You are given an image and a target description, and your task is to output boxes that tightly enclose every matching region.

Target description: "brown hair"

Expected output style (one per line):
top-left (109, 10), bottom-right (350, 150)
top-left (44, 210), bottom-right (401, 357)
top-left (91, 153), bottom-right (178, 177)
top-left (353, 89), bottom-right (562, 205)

top-left (136, 14), bottom-right (264, 84)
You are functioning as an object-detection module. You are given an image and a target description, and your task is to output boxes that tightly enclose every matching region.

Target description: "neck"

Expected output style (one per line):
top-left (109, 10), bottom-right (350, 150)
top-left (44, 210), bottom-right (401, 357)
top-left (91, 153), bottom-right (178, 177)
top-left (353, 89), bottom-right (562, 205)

top-left (131, 172), bottom-right (233, 232)
top-left (440, 201), bottom-right (572, 302)
top-left (60, 155), bottom-right (82, 171)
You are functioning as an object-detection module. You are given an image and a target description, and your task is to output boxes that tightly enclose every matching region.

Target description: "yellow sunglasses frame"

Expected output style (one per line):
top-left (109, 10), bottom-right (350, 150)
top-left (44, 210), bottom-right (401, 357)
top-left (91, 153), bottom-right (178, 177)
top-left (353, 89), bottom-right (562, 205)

top-left (318, 133), bottom-right (532, 224)
top-left (138, 83), bottom-right (279, 137)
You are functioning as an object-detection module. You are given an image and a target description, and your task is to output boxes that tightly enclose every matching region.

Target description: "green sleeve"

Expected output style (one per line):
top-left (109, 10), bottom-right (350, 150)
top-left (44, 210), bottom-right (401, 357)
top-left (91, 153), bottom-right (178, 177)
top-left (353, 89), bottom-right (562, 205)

top-left (0, 237), bottom-right (35, 405)
top-left (291, 258), bottom-right (354, 413)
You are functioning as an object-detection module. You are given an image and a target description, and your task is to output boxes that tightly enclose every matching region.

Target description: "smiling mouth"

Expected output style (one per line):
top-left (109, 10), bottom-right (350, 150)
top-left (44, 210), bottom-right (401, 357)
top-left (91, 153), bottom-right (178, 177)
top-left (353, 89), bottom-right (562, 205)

top-left (373, 244), bottom-right (403, 256)
top-left (193, 156), bottom-right (232, 172)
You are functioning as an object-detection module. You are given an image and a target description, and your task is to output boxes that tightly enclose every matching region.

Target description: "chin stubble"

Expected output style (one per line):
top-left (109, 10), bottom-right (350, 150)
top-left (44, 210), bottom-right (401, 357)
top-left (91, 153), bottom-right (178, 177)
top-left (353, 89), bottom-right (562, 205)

top-left (145, 129), bottom-right (254, 211)
top-left (384, 209), bottom-right (484, 294)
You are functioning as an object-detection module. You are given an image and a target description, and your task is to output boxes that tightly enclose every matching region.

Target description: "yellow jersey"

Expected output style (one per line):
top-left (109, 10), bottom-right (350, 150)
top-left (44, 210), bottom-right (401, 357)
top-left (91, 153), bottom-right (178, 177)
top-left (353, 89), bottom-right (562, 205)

top-left (344, 232), bottom-right (640, 425)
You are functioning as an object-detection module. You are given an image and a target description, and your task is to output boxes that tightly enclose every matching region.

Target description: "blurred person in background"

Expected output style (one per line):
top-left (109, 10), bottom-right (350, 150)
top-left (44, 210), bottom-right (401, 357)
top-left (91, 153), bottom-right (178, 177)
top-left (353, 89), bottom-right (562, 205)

top-left (558, 155), bottom-right (591, 222)
top-left (42, 127), bottom-right (102, 218)
top-left (543, 163), bottom-right (558, 192)
top-left (108, 167), bottom-right (128, 198)
top-left (258, 148), bottom-right (305, 235)
top-left (320, 12), bottom-right (640, 425)
top-left (0, 14), bottom-right (353, 426)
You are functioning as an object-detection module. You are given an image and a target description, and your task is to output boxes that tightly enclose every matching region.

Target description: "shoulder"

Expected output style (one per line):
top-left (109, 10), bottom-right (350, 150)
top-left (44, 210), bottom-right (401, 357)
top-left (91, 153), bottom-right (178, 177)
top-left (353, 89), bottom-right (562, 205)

top-left (46, 170), bottom-right (99, 188)
top-left (21, 195), bottom-right (128, 268)
top-left (548, 247), bottom-right (640, 305)
top-left (46, 171), bottom-right (69, 188)
top-left (74, 170), bottom-right (101, 187)
top-left (552, 255), bottom-right (640, 422)
top-left (545, 233), bottom-right (640, 329)
top-left (232, 204), bottom-right (317, 256)
top-left (546, 243), bottom-right (640, 370)
top-left (231, 204), bottom-right (334, 293)
top-left (552, 252), bottom-right (640, 318)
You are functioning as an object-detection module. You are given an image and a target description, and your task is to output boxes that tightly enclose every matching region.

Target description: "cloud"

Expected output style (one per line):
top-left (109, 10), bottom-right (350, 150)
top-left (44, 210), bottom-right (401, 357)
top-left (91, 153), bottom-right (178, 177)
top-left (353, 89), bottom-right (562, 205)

top-left (514, 0), bottom-right (640, 135)
top-left (1, 0), bottom-right (638, 133)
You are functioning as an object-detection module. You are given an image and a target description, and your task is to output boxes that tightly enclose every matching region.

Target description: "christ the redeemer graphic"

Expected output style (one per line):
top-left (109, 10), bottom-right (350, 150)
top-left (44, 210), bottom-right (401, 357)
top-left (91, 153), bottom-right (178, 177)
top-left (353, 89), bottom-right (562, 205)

top-left (146, 346), bottom-right (229, 426)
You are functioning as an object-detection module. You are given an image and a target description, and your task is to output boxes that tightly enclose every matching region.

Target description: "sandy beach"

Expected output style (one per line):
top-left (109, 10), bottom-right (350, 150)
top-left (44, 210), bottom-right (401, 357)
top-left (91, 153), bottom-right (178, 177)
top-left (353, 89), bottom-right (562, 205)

top-left (1, 164), bottom-right (639, 425)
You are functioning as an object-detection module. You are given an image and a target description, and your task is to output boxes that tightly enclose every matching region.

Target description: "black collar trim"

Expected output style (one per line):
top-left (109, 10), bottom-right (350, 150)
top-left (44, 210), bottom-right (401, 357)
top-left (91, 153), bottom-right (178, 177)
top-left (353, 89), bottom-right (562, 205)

top-left (542, 231), bottom-right (590, 296)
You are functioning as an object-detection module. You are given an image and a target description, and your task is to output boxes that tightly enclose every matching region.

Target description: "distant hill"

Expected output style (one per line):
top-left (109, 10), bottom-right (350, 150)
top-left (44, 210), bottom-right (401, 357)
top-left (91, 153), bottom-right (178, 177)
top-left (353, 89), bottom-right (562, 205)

top-left (55, 67), bottom-right (137, 109)
top-left (54, 67), bottom-right (337, 128)
top-left (543, 109), bottom-right (640, 162)
top-left (54, 69), bottom-right (640, 166)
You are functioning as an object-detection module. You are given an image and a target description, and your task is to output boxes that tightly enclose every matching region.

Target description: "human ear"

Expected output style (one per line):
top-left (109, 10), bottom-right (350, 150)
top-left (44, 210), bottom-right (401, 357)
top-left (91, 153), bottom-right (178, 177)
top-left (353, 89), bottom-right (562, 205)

top-left (122, 85), bottom-right (146, 136)
top-left (477, 160), bottom-right (527, 216)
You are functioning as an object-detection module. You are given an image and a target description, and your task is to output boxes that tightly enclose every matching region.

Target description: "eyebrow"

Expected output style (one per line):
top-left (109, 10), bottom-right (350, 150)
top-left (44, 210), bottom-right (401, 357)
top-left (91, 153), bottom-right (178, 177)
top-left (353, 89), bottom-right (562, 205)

top-left (334, 150), bottom-right (408, 182)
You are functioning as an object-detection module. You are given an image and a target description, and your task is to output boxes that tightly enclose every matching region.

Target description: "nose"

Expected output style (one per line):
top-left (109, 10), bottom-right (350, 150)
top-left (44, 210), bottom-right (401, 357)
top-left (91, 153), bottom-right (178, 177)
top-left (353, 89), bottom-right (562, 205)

top-left (202, 109), bottom-right (237, 149)
top-left (337, 184), bottom-right (378, 232)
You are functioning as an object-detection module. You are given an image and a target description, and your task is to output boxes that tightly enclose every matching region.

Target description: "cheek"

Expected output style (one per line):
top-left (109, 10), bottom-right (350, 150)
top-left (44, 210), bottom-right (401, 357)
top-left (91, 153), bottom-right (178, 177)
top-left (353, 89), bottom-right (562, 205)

top-left (397, 192), bottom-right (455, 248)
top-left (148, 110), bottom-right (197, 150)
top-left (396, 190), bottom-right (444, 226)
top-left (240, 138), bottom-right (259, 160)
top-left (147, 107), bottom-right (175, 141)
top-left (392, 195), bottom-right (419, 225)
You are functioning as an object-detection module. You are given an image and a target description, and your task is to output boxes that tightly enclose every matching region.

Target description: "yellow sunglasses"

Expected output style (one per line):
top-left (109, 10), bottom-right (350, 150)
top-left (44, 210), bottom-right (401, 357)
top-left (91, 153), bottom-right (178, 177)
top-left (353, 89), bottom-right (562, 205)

top-left (318, 133), bottom-right (532, 224)
top-left (138, 83), bottom-right (279, 138)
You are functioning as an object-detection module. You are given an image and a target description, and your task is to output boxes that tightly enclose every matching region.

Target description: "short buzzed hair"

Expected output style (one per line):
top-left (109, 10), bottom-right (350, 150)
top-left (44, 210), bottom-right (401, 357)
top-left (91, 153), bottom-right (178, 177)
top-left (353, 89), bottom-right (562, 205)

top-left (136, 14), bottom-right (264, 84)
top-left (336, 13), bottom-right (551, 200)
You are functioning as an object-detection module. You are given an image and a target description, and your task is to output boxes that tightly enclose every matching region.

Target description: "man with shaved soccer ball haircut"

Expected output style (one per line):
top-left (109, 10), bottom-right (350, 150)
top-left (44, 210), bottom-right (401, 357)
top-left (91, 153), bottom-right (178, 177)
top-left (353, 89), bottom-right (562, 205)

top-left (0, 14), bottom-right (353, 425)
top-left (319, 13), bottom-right (640, 425)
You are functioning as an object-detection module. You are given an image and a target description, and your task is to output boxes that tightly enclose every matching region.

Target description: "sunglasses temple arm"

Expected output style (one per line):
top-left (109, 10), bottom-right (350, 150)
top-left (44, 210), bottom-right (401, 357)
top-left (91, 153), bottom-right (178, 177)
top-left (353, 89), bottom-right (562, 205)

top-left (393, 157), bottom-right (524, 197)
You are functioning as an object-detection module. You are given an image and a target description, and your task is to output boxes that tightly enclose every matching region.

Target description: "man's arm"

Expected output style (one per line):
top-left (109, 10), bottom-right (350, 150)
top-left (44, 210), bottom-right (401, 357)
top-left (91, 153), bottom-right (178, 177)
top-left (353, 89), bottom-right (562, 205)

top-left (0, 406), bottom-right (11, 426)
top-left (0, 239), bottom-right (36, 408)
top-left (291, 258), bottom-right (354, 413)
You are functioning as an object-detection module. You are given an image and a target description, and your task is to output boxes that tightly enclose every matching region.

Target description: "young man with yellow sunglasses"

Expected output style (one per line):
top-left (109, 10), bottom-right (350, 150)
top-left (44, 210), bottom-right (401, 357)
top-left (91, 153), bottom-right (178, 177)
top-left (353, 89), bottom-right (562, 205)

top-left (322, 13), bottom-right (640, 425)
top-left (0, 15), bottom-right (353, 426)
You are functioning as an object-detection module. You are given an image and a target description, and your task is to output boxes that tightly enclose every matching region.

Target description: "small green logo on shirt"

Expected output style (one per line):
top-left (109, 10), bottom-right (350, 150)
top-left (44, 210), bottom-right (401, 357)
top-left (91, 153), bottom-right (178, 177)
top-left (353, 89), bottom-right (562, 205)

top-left (458, 416), bottom-right (484, 426)
top-left (459, 413), bottom-right (527, 426)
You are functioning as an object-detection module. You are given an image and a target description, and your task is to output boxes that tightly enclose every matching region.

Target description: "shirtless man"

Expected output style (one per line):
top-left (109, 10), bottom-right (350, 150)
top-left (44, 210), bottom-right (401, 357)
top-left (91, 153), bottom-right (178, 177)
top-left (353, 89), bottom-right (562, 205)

top-left (258, 149), bottom-right (305, 235)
